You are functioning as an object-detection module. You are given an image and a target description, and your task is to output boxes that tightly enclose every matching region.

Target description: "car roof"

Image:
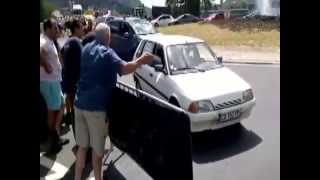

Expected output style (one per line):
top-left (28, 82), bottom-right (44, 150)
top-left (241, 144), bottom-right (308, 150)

top-left (141, 34), bottom-right (204, 46)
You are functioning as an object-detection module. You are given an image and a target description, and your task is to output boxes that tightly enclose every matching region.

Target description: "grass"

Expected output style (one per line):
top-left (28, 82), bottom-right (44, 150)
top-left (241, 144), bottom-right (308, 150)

top-left (159, 20), bottom-right (280, 48)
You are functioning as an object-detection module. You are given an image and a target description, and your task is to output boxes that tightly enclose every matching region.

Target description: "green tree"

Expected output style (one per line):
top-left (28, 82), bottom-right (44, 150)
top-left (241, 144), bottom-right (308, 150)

top-left (204, 0), bottom-right (212, 10)
top-left (239, 0), bottom-right (248, 8)
top-left (166, 0), bottom-right (200, 17)
top-left (40, 0), bottom-right (56, 22)
top-left (185, 0), bottom-right (200, 16)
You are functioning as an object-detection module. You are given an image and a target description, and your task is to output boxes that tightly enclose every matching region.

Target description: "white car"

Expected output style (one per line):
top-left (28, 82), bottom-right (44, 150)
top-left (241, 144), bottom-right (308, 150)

top-left (133, 35), bottom-right (256, 132)
top-left (151, 14), bottom-right (174, 27)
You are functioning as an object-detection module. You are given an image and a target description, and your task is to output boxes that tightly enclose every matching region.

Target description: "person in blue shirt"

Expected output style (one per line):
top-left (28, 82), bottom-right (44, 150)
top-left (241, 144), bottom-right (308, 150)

top-left (74, 23), bottom-right (154, 180)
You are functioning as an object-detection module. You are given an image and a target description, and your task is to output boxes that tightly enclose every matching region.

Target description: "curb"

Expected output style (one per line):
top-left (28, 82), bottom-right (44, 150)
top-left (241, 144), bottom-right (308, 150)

top-left (224, 60), bottom-right (280, 65)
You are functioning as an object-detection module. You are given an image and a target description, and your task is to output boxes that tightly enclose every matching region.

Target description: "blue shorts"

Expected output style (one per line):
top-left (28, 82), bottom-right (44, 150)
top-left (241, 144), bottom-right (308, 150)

top-left (40, 81), bottom-right (64, 111)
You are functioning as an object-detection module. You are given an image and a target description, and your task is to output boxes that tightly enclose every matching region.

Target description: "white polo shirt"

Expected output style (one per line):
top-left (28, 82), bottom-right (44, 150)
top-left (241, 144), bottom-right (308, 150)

top-left (40, 34), bottom-right (62, 82)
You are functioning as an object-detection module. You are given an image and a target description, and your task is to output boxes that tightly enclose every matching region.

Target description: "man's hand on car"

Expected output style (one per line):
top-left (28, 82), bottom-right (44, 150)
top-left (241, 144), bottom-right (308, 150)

top-left (139, 52), bottom-right (154, 65)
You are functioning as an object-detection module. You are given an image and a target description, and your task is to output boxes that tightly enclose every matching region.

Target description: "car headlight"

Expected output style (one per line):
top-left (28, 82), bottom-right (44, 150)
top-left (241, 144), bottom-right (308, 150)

top-left (243, 89), bottom-right (254, 102)
top-left (188, 100), bottom-right (214, 113)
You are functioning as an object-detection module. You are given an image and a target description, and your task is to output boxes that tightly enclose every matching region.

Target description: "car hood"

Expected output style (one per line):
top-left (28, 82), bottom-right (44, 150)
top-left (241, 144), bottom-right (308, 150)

top-left (170, 67), bottom-right (251, 100)
top-left (139, 33), bottom-right (162, 39)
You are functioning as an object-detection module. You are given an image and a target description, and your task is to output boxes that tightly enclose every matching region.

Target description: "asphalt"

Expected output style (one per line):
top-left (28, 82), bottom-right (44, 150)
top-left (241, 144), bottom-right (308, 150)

top-left (40, 63), bottom-right (280, 180)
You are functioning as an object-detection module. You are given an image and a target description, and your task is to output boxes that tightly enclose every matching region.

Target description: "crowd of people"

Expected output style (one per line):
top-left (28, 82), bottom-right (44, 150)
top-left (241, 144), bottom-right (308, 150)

top-left (40, 15), bottom-right (153, 180)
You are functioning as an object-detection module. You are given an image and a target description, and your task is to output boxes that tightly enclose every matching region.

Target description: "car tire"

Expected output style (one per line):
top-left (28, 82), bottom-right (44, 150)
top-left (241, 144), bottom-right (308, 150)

top-left (154, 23), bottom-right (159, 28)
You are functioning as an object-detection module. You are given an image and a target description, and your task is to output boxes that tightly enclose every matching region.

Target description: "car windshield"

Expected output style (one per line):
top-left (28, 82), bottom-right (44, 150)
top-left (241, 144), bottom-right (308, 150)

top-left (166, 43), bottom-right (221, 74)
top-left (127, 18), bottom-right (157, 35)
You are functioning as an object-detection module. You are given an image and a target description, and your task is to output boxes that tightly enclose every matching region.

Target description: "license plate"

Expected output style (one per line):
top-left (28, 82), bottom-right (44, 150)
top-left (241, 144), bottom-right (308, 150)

top-left (219, 110), bottom-right (241, 122)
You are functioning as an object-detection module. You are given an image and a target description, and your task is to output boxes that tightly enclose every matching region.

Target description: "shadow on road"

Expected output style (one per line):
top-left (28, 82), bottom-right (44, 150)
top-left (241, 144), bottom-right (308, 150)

top-left (59, 161), bottom-right (126, 180)
top-left (192, 124), bottom-right (262, 164)
top-left (60, 162), bottom-right (93, 180)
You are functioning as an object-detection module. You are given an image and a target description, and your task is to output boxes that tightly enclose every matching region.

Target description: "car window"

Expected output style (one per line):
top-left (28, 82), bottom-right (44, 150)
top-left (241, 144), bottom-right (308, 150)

top-left (109, 21), bottom-right (121, 35)
top-left (143, 41), bottom-right (155, 54)
top-left (153, 44), bottom-right (165, 62)
top-left (167, 43), bottom-right (219, 73)
top-left (161, 16), bottom-right (169, 20)
top-left (127, 18), bottom-right (157, 35)
top-left (121, 22), bottom-right (132, 35)
top-left (151, 44), bottom-right (166, 71)
top-left (136, 40), bottom-right (146, 58)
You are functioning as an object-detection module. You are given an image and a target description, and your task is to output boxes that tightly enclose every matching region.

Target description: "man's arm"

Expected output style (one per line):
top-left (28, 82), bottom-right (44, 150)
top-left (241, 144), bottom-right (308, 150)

top-left (40, 48), bottom-right (52, 73)
top-left (120, 53), bottom-right (154, 75)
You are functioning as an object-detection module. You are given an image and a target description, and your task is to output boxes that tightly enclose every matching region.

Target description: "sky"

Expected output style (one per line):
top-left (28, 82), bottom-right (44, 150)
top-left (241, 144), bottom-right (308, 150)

top-left (139, 0), bottom-right (166, 8)
top-left (140, 0), bottom-right (222, 8)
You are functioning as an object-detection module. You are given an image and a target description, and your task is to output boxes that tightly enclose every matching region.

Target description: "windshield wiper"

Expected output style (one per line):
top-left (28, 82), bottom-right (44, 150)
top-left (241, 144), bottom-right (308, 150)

top-left (175, 67), bottom-right (205, 72)
top-left (196, 61), bottom-right (219, 70)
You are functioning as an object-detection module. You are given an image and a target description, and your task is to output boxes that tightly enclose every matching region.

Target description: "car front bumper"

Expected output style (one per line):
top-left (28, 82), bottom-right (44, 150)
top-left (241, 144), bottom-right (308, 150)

top-left (188, 99), bottom-right (256, 132)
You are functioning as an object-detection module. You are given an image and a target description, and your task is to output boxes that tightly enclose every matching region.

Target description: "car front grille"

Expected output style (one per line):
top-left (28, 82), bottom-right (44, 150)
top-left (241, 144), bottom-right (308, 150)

top-left (214, 98), bottom-right (242, 110)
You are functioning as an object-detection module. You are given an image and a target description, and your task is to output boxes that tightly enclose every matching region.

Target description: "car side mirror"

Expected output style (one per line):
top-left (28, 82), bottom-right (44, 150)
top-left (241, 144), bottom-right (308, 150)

top-left (154, 64), bottom-right (164, 72)
top-left (217, 56), bottom-right (223, 64)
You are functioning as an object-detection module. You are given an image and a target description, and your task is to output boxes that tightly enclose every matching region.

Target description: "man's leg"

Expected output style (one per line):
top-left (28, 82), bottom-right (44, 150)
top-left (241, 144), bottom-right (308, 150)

top-left (55, 103), bottom-right (65, 135)
top-left (74, 107), bottom-right (90, 180)
top-left (47, 110), bottom-right (56, 131)
top-left (41, 81), bottom-right (62, 153)
top-left (92, 149), bottom-right (103, 180)
top-left (85, 111), bottom-right (108, 180)
top-left (75, 146), bottom-right (87, 180)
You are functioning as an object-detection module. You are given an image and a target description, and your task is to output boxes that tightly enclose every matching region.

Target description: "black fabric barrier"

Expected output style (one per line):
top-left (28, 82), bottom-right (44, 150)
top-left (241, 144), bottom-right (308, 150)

top-left (107, 85), bottom-right (193, 180)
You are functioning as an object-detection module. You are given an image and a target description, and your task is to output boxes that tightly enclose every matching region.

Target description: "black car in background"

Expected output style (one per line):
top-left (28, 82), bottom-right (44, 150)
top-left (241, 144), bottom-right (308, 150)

top-left (168, 13), bottom-right (201, 26)
top-left (106, 17), bottom-right (159, 61)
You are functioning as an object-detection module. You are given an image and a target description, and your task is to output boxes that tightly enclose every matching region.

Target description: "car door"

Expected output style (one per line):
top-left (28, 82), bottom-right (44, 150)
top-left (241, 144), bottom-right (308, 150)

top-left (135, 41), bottom-right (156, 94)
top-left (164, 15), bottom-right (173, 26)
top-left (109, 20), bottom-right (124, 58)
top-left (109, 21), bottom-right (136, 61)
top-left (157, 16), bottom-right (165, 26)
top-left (147, 43), bottom-right (171, 101)
top-left (159, 15), bottom-right (170, 26)
top-left (122, 22), bottom-right (140, 61)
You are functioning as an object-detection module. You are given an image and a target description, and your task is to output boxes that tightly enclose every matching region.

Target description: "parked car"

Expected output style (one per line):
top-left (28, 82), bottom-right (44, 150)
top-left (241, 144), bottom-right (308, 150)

top-left (95, 15), bottom-right (116, 24)
top-left (151, 14), bottom-right (174, 27)
top-left (225, 9), bottom-right (249, 19)
top-left (168, 14), bottom-right (201, 26)
top-left (106, 17), bottom-right (160, 61)
top-left (133, 34), bottom-right (256, 132)
top-left (241, 10), bottom-right (279, 21)
top-left (203, 12), bottom-right (225, 22)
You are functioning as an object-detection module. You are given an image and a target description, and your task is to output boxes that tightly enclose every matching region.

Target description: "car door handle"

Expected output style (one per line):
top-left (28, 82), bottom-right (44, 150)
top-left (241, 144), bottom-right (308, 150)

top-left (149, 73), bottom-right (153, 77)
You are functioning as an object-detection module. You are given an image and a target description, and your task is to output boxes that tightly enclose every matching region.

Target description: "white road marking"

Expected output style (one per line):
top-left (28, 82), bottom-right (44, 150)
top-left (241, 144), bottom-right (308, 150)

top-left (40, 155), bottom-right (69, 180)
